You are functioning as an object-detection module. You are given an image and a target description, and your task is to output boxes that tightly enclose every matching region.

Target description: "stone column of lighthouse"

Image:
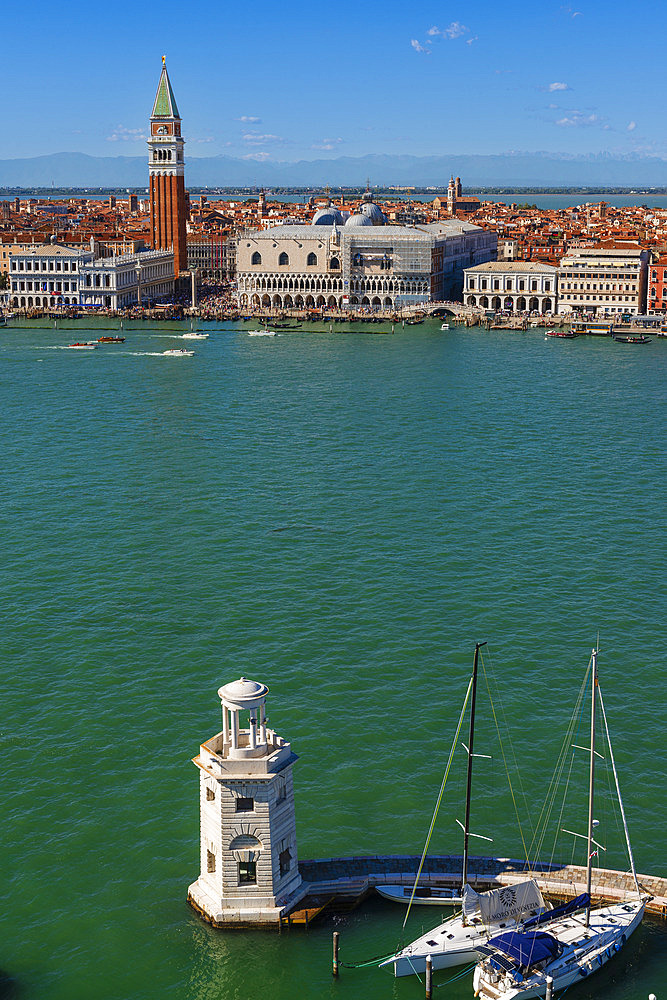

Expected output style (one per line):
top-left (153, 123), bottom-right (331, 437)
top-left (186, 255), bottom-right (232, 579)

top-left (147, 57), bottom-right (187, 279)
top-left (188, 677), bottom-right (305, 926)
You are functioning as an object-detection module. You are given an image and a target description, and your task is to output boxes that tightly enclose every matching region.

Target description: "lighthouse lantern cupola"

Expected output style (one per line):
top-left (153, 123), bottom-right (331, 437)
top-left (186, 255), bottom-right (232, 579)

top-left (218, 676), bottom-right (269, 759)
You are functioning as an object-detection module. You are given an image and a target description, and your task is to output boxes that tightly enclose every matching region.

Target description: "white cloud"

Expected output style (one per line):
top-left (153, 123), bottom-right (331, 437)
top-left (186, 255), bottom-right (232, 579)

top-left (242, 152), bottom-right (270, 161)
top-left (242, 132), bottom-right (285, 145)
top-left (192, 137), bottom-right (215, 143)
top-left (106, 125), bottom-right (146, 142)
top-left (427, 25), bottom-right (440, 35)
top-left (411, 38), bottom-right (430, 54)
top-left (443, 21), bottom-right (468, 38)
top-left (466, 35), bottom-right (478, 44)
top-left (312, 137), bottom-right (344, 150)
top-left (627, 121), bottom-right (637, 132)
top-left (549, 81), bottom-right (570, 92)
top-left (556, 111), bottom-right (602, 127)
top-left (236, 116), bottom-right (261, 124)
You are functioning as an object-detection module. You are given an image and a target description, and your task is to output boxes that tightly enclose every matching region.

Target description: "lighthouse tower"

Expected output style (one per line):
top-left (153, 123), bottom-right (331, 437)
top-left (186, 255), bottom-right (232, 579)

top-left (147, 57), bottom-right (187, 278)
top-left (187, 677), bottom-right (305, 926)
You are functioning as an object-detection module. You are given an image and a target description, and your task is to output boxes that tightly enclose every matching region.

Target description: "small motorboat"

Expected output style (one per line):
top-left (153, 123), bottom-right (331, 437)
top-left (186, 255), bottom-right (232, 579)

top-left (181, 332), bottom-right (209, 340)
top-left (162, 348), bottom-right (194, 357)
top-left (65, 342), bottom-right (96, 350)
top-left (546, 329), bottom-right (577, 338)
top-left (613, 334), bottom-right (651, 344)
top-left (97, 336), bottom-right (125, 343)
top-left (248, 330), bottom-right (277, 337)
top-left (376, 884), bottom-right (463, 906)
top-left (441, 323), bottom-right (450, 330)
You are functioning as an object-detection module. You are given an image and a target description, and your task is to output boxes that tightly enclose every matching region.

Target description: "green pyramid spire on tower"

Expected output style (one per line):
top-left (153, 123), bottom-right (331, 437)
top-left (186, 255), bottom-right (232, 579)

top-left (152, 56), bottom-right (180, 118)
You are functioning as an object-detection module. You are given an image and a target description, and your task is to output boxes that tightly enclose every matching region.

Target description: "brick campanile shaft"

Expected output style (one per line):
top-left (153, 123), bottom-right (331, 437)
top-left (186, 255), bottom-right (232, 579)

top-left (147, 57), bottom-right (187, 279)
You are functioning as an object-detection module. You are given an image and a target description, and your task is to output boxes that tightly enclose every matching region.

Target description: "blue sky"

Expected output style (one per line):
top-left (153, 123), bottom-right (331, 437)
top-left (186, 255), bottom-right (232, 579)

top-left (3, 0), bottom-right (663, 161)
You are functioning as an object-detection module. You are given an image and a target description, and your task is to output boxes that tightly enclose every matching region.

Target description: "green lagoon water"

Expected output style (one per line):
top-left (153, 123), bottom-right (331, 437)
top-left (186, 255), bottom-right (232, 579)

top-left (1, 319), bottom-right (665, 1000)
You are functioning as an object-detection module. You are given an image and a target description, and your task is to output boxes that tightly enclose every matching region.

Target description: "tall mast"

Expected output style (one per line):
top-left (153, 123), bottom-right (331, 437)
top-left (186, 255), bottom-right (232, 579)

top-left (462, 641), bottom-right (486, 890)
top-left (585, 648), bottom-right (598, 928)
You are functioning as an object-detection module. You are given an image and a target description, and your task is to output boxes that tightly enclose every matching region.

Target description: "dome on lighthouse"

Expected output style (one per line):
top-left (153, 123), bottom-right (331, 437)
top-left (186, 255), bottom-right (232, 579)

top-left (218, 676), bottom-right (269, 707)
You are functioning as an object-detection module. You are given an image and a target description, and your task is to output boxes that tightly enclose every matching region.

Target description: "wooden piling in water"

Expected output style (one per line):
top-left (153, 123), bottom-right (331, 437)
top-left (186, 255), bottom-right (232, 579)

top-left (332, 930), bottom-right (339, 977)
top-left (425, 955), bottom-right (433, 999)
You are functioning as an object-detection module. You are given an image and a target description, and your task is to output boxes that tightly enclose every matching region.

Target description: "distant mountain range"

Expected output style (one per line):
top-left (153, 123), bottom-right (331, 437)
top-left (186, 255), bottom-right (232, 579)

top-left (1, 150), bottom-right (667, 189)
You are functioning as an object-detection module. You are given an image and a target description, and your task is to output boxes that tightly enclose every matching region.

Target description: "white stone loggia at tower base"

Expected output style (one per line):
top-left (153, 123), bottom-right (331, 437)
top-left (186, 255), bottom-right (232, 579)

top-left (187, 677), bottom-right (307, 927)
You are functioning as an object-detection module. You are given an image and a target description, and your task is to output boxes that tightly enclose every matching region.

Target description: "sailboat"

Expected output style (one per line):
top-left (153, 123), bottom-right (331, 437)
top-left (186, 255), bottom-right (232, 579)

top-left (472, 648), bottom-right (645, 999)
top-left (380, 643), bottom-right (548, 977)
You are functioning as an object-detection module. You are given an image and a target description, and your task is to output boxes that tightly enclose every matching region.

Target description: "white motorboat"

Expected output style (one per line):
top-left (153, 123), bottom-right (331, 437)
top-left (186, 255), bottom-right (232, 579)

top-left (181, 332), bottom-right (209, 339)
top-left (248, 330), bottom-right (276, 336)
top-left (162, 348), bottom-right (194, 357)
top-left (441, 323), bottom-right (450, 330)
top-left (375, 884), bottom-right (462, 906)
top-left (472, 648), bottom-right (646, 999)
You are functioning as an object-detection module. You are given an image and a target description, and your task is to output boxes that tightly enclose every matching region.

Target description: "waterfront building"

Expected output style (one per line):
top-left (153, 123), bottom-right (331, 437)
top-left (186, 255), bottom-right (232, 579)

top-left (464, 261), bottom-right (558, 313)
top-left (78, 248), bottom-right (174, 308)
top-left (557, 246), bottom-right (648, 315)
top-left (147, 57), bottom-right (187, 278)
top-left (188, 677), bottom-right (305, 926)
top-left (647, 254), bottom-right (667, 314)
top-left (236, 201), bottom-right (495, 310)
top-left (187, 234), bottom-right (236, 280)
top-left (9, 242), bottom-right (174, 309)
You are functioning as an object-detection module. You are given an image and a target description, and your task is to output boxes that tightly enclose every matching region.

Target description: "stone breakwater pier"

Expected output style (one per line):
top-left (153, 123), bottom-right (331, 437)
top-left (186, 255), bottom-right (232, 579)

top-left (186, 677), bottom-right (666, 929)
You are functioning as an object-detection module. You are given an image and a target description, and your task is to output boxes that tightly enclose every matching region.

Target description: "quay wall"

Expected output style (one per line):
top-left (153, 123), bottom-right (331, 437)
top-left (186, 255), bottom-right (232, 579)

top-left (295, 854), bottom-right (667, 920)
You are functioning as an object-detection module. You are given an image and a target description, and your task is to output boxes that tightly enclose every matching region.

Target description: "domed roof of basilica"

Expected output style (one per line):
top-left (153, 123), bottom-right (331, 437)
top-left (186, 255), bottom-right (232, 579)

top-left (345, 212), bottom-right (373, 227)
top-left (361, 201), bottom-right (386, 225)
top-left (312, 207), bottom-right (345, 226)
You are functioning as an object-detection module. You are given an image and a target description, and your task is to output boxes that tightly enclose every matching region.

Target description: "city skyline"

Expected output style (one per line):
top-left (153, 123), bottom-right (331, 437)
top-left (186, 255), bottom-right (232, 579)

top-left (3, 0), bottom-right (664, 164)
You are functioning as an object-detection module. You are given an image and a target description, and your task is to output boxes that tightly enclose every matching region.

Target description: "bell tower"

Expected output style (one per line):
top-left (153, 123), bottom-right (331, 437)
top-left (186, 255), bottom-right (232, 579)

top-left (188, 677), bottom-right (305, 926)
top-left (147, 56), bottom-right (187, 278)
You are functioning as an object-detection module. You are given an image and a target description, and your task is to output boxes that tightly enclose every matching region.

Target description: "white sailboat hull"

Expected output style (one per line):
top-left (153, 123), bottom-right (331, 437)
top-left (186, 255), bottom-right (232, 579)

top-left (473, 900), bottom-right (645, 999)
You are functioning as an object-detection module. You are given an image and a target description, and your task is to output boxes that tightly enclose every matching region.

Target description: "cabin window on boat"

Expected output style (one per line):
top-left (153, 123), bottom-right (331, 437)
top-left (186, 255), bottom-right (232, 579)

top-left (279, 848), bottom-right (291, 876)
top-left (238, 860), bottom-right (257, 884)
top-left (206, 850), bottom-right (216, 873)
top-left (236, 796), bottom-right (254, 812)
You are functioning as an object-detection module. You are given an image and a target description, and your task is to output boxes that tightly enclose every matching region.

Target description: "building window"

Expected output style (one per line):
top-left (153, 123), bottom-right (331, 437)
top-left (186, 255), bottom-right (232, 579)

top-left (276, 778), bottom-right (286, 803)
top-left (307, 252), bottom-right (317, 266)
top-left (251, 251), bottom-right (262, 265)
top-left (236, 797), bottom-right (254, 812)
top-left (278, 252), bottom-right (289, 266)
top-left (279, 848), bottom-right (291, 877)
top-left (207, 850), bottom-right (216, 873)
top-left (206, 786), bottom-right (215, 801)
top-left (238, 861), bottom-right (257, 884)
top-left (330, 256), bottom-right (340, 270)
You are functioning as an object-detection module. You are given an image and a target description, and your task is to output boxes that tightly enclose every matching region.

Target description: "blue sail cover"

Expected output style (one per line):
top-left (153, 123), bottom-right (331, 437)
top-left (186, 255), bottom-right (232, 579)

top-left (486, 931), bottom-right (561, 969)
top-left (523, 893), bottom-right (590, 928)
